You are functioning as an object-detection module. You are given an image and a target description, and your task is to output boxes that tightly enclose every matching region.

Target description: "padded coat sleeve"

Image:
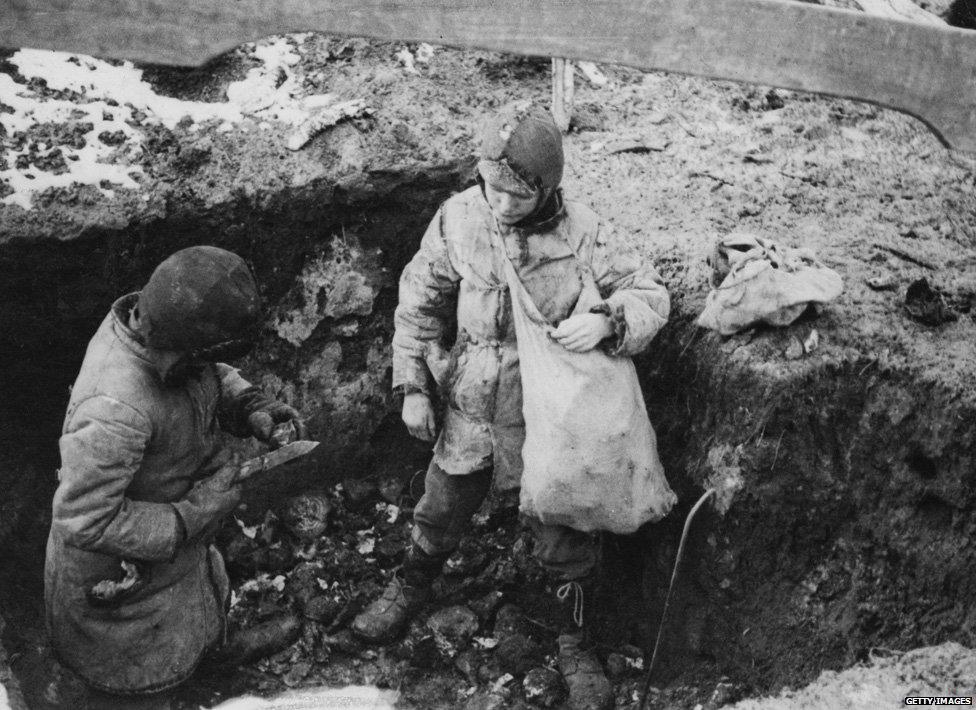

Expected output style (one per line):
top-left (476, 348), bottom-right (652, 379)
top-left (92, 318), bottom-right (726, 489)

top-left (392, 207), bottom-right (462, 395)
top-left (589, 223), bottom-right (670, 356)
top-left (53, 396), bottom-right (181, 562)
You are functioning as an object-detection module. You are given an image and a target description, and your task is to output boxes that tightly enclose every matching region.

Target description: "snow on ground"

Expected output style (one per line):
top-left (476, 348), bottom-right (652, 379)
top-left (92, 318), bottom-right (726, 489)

top-left (210, 685), bottom-right (397, 709)
top-left (727, 643), bottom-right (976, 710)
top-left (0, 34), bottom-right (366, 210)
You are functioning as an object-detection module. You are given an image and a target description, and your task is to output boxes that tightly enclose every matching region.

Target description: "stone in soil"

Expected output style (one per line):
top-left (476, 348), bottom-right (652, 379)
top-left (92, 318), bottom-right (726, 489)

top-left (903, 277), bottom-right (959, 326)
top-left (444, 548), bottom-right (488, 578)
top-left (394, 622), bottom-right (440, 669)
top-left (285, 560), bottom-right (326, 606)
top-left (454, 648), bottom-right (482, 685)
top-left (302, 595), bottom-right (341, 625)
top-left (427, 605), bottom-right (480, 644)
top-left (342, 475), bottom-right (380, 510)
top-left (606, 652), bottom-right (631, 679)
top-left (464, 689), bottom-right (513, 710)
top-left (493, 633), bottom-right (545, 676)
top-left (218, 613), bottom-right (302, 667)
top-left (282, 492), bottom-right (332, 543)
top-left (522, 667), bottom-right (566, 708)
top-left (470, 590), bottom-right (505, 623)
top-left (493, 604), bottom-right (532, 638)
top-left (322, 629), bottom-right (364, 657)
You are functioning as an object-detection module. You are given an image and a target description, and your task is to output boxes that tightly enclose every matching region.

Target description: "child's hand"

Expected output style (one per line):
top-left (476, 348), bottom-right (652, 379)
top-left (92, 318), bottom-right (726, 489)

top-left (551, 313), bottom-right (613, 353)
top-left (402, 392), bottom-right (438, 441)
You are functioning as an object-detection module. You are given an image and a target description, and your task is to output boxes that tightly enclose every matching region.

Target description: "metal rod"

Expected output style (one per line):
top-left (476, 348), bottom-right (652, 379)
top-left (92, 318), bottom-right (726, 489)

top-left (639, 488), bottom-right (716, 710)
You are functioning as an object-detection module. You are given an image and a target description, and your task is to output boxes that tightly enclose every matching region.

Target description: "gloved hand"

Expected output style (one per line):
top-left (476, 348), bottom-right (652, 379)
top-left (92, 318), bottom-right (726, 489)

top-left (247, 401), bottom-right (308, 448)
top-left (172, 449), bottom-right (243, 543)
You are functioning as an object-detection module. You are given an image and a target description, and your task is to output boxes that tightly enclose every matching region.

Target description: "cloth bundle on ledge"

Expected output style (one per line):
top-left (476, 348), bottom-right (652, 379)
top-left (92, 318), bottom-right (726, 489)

top-left (697, 233), bottom-right (843, 335)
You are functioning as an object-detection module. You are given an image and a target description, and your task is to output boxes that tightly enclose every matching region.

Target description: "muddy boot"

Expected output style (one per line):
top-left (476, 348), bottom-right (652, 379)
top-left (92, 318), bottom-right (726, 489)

top-left (213, 612), bottom-right (303, 667)
top-left (553, 579), bottom-right (612, 710)
top-left (351, 546), bottom-right (444, 643)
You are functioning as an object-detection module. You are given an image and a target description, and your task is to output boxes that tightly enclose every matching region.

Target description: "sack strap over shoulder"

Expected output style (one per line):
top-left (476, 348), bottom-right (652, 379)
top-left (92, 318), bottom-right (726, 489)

top-left (487, 207), bottom-right (601, 325)
top-left (488, 217), bottom-right (552, 327)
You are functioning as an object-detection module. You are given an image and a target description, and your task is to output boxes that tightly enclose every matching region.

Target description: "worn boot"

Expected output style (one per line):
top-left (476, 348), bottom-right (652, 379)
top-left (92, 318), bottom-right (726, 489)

top-left (351, 546), bottom-right (444, 643)
top-left (553, 579), bottom-right (613, 710)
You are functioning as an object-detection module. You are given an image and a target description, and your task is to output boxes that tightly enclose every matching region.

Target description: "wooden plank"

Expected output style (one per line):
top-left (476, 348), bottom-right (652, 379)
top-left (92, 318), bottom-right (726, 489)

top-left (4, 0), bottom-right (976, 152)
top-left (856, 0), bottom-right (945, 24)
top-left (551, 58), bottom-right (575, 133)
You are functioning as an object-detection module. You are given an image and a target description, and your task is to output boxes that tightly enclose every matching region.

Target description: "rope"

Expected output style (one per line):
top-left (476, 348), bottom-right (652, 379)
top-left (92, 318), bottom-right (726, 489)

top-left (638, 488), bottom-right (716, 710)
top-left (556, 580), bottom-right (585, 628)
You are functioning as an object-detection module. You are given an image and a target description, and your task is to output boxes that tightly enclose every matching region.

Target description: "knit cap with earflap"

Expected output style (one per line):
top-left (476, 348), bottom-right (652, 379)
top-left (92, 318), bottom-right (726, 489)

top-left (478, 102), bottom-right (564, 198)
top-left (137, 246), bottom-right (261, 352)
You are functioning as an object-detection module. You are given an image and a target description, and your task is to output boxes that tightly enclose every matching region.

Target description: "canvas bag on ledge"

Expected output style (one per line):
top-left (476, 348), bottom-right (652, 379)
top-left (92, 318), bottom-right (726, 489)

top-left (697, 232), bottom-right (843, 336)
top-left (492, 228), bottom-right (675, 534)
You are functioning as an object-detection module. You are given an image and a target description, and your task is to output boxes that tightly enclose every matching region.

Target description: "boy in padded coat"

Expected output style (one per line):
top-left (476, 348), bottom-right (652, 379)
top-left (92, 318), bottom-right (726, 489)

top-left (353, 104), bottom-right (670, 710)
top-left (46, 247), bottom-right (305, 708)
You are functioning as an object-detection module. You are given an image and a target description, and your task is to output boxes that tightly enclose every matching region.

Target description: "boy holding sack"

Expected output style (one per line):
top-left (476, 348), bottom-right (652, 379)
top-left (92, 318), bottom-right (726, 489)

top-left (353, 103), bottom-right (675, 710)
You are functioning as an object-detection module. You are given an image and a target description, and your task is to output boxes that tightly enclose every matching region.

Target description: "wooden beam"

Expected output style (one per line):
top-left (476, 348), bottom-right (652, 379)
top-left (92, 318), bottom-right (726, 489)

top-left (855, 0), bottom-right (945, 24)
top-left (551, 58), bottom-right (575, 133)
top-left (5, 0), bottom-right (976, 152)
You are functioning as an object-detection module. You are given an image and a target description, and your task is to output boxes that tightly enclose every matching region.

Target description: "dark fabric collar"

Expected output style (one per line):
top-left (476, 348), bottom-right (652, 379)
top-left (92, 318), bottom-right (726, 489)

top-left (477, 178), bottom-right (566, 234)
top-left (110, 293), bottom-right (181, 382)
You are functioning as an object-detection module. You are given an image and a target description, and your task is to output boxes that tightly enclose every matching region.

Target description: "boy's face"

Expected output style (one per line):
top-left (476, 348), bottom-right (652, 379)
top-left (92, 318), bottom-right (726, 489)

top-left (484, 182), bottom-right (539, 225)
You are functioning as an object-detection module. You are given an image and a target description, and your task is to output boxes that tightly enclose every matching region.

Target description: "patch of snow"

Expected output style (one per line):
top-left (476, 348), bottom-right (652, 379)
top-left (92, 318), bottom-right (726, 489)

top-left (235, 517), bottom-right (259, 539)
top-left (1, 34), bottom-right (367, 209)
top-left (237, 573), bottom-right (286, 596)
top-left (355, 528), bottom-right (376, 555)
top-left (210, 685), bottom-right (397, 710)
top-left (0, 72), bottom-right (144, 209)
top-left (9, 48), bottom-right (243, 128)
top-left (491, 673), bottom-right (514, 693)
top-left (395, 47), bottom-right (420, 75)
top-left (415, 43), bottom-right (436, 65)
top-left (375, 502), bottom-right (400, 524)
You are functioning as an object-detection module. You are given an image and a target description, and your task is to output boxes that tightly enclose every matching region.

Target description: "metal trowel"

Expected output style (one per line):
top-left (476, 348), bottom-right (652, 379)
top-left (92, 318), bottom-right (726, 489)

top-left (87, 440), bottom-right (319, 605)
top-left (235, 439), bottom-right (319, 482)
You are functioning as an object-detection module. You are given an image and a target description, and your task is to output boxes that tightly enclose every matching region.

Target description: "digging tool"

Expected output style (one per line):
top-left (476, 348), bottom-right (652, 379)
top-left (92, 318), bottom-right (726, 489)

top-left (7, 0), bottom-right (976, 152)
top-left (86, 440), bottom-right (319, 605)
top-left (234, 439), bottom-right (319, 482)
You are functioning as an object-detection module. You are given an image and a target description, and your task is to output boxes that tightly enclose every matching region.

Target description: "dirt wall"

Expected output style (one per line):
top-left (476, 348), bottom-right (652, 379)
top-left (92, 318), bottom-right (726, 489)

top-left (629, 308), bottom-right (976, 690)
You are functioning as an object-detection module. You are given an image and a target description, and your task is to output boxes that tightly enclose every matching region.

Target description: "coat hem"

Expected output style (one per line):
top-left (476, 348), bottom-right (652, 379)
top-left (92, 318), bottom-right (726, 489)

top-left (52, 643), bottom-right (207, 697)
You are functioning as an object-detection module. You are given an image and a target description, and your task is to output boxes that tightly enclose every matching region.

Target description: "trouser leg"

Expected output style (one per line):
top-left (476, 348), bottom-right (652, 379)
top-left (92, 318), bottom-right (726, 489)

top-left (525, 518), bottom-right (611, 710)
top-left (411, 461), bottom-right (493, 557)
top-left (524, 517), bottom-right (599, 581)
top-left (352, 462), bottom-right (492, 643)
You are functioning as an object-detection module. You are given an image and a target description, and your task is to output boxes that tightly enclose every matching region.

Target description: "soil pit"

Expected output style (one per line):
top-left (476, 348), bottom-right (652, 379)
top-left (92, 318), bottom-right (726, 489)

top-left (1, 30), bottom-right (975, 710)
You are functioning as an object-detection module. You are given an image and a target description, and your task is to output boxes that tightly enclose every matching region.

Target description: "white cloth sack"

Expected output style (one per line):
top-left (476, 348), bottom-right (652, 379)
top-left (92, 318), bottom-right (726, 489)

top-left (697, 233), bottom-right (843, 335)
top-left (494, 230), bottom-right (675, 534)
